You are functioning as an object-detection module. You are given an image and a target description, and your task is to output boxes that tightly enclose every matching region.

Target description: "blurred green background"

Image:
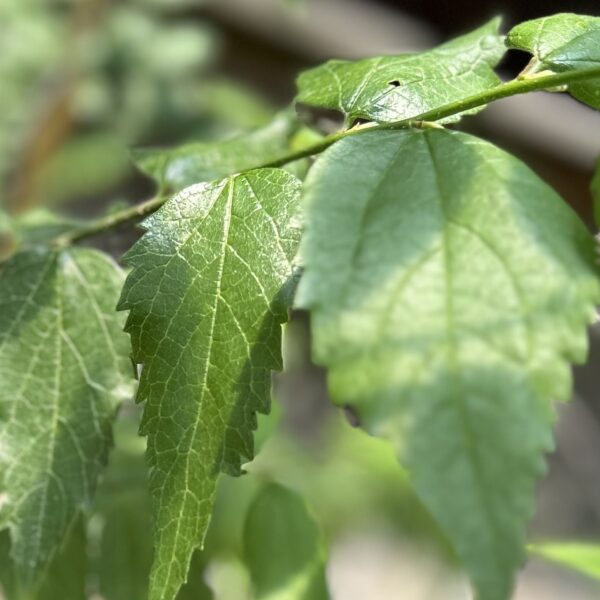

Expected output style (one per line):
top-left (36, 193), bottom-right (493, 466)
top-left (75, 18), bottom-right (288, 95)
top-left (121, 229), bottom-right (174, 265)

top-left (1, 1), bottom-right (600, 599)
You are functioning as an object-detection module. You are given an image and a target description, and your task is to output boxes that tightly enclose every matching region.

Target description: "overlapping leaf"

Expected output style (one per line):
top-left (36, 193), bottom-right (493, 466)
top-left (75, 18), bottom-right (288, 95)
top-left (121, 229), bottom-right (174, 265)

top-left (0, 248), bottom-right (132, 587)
top-left (243, 483), bottom-right (329, 600)
top-left (118, 168), bottom-right (302, 600)
top-left (296, 129), bottom-right (600, 600)
top-left (0, 518), bottom-right (87, 600)
top-left (296, 19), bottom-right (505, 124)
top-left (507, 13), bottom-right (600, 109)
top-left (135, 112), bottom-right (314, 193)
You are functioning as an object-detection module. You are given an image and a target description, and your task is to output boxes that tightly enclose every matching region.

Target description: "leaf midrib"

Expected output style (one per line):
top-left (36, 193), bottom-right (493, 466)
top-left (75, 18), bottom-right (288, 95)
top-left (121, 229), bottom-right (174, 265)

top-left (153, 178), bottom-right (234, 598)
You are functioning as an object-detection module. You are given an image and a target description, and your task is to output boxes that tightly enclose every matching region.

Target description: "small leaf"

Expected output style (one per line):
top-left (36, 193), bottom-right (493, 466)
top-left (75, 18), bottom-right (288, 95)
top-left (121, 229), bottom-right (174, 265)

top-left (296, 18), bottom-right (505, 124)
top-left (507, 14), bottom-right (600, 109)
top-left (296, 129), bottom-right (600, 600)
top-left (592, 156), bottom-right (600, 227)
top-left (0, 248), bottom-right (132, 587)
top-left (134, 112), bottom-right (314, 193)
top-left (118, 168), bottom-right (302, 600)
top-left (530, 542), bottom-right (600, 581)
top-left (243, 483), bottom-right (329, 600)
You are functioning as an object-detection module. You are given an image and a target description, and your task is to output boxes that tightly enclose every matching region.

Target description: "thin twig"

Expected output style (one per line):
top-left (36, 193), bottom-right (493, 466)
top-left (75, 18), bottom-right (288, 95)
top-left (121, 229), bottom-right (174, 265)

top-left (51, 65), bottom-right (600, 246)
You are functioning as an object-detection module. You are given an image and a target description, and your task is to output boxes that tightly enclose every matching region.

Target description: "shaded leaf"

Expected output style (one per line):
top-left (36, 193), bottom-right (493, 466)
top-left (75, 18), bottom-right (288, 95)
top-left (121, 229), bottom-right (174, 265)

top-left (507, 14), bottom-right (600, 109)
top-left (0, 518), bottom-right (87, 600)
top-left (92, 410), bottom-right (154, 600)
top-left (118, 168), bottom-right (302, 600)
top-left (244, 483), bottom-right (329, 600)
top-left (0, 248), bottom-right (132, 587)
top-left (134, 112), bottom-right (314, 193)
top-left (296, 129), bottom-right (600, 600)
top-left (296, 19), bottom-right (505, 125)
top-left (91, 410), bottom-right (213, 600)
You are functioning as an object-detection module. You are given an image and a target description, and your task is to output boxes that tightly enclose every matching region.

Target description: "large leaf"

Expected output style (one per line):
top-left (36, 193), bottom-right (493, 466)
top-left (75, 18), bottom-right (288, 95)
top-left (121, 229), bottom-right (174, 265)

top-left (0, 248), bottom-right (132, 587)
top-left (135, 112), bottom-right (313, 193)
top-left (507, 14), bottom-right (600, 109)
top-left (243, 483), bottom-right (329, 600)
top-left (296, 19), bottom-right (505, 125)
top-left (296, 129), bottom-right (600, 600)
top-left (118, 168), bottom-right (302, 600)
top-left (530, 542), bottom-right (600, 581)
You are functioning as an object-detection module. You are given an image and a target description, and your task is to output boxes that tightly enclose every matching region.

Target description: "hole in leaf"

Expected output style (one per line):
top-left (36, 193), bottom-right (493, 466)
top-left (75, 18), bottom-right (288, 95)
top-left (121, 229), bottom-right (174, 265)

top-left (388, 80), bottom-right (400, 87)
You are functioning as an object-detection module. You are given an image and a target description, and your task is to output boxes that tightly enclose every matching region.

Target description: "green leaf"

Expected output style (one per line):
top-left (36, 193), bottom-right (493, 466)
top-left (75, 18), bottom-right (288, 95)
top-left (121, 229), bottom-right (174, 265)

top-left (33, 518), bottom-right (87, 600)
top-left (507, 14), bottom-right (600, 109)
top-left (243, 483), bottom-right (329, 600)
top-left (296, 129), bottom-right (600, 600)
top-left (0, 517), bottom-right (87, 600)
top-left (176, 550), bottom-right (214, 600)
top-left (92, 410), bottom-right (153, 600)
top-left (13, 209), bottom-right (85, 247)
top-left (296, 18), bottom-right (505, 125)
top-left (0, 209), bottom-right (16, 261)
top-left (118, 168), bottom-right (302, 600)
top-left (592, 156), bottom-right (600, 227)
top-left (0, 248), bottom-right (132, 587)
top-left (92, 410), bottom-right (214, 600)
top-left (530, 542), bottom-right (600, 581)
top-left (134, 112), bottom-right (313, 193)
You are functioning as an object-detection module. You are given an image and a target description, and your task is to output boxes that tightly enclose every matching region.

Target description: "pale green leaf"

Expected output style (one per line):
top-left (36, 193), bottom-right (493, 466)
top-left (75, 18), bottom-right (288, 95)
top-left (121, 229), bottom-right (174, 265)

top-left (134, 112), bottom-right (313, 193)
top-left (507, 14), bottom-right (600, 109)
top-left (530, 542), bottom-right (600, 581)
top-left (244, 483), bottom-right (329, 600)
top-left (118, 168), bottom-right (302, 600)
top-left (296, 18), bottom-right (505, 124)
top-left (296, 129), bottom-right (600, 600)
top-left (0, 248), bottom-right (133, 587)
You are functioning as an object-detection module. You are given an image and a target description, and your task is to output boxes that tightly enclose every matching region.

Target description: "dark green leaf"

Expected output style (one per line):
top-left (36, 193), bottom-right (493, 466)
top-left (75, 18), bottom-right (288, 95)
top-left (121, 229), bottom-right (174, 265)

top-left (296, 19), bottom-right (505, 124)
top-left (0, 249), bottom-right (132, 587)
top-left (134, 112), bottom-right (314, 193)
top-left (507, 14), bottom-right (600, 109)
top-left (0, 517), bottom-right (87, 600)
top-left (118, 168), bottom-right (302, 600)
top-left (244, 483), bottom-right (329, 600)
top-left (296, 129), bottom-right (600, 600)
top-left (592, 156), bottom-right (600, 227)
top-left (92, 411), bottom-right (153, 600)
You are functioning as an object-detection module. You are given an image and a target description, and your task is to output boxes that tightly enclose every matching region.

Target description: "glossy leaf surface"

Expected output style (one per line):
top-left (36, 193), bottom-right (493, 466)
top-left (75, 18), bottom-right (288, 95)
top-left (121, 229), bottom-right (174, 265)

top-left (507, 14), bottom-right (600, 109)
top-left (296, 19), bottom-right (504, 124)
